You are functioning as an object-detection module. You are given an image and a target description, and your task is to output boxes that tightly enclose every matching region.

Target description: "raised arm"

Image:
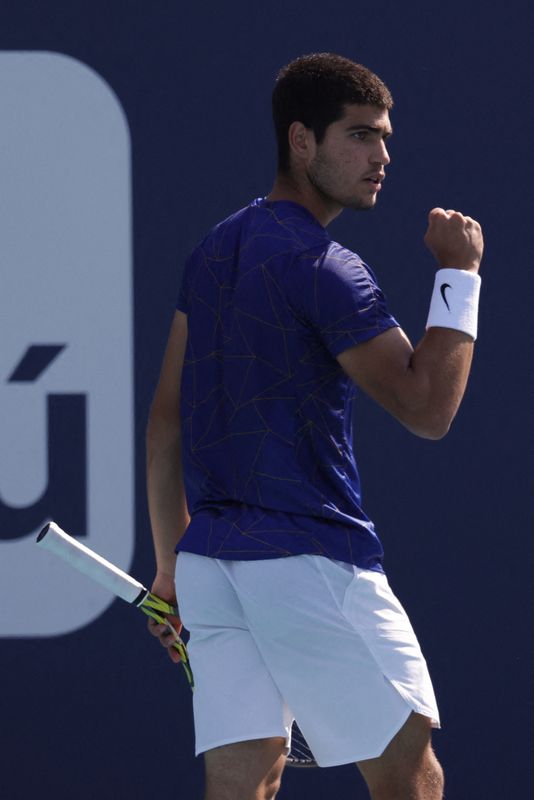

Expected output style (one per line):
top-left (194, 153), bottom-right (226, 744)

top-left (337, 208), bottom-right (483, 439)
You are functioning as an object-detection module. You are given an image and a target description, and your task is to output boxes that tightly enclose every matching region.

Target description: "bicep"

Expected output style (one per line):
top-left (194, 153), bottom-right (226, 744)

top-left (336, 327), bottom-right (422, 423)
top-left (149, 310), bottom-right (188, 424)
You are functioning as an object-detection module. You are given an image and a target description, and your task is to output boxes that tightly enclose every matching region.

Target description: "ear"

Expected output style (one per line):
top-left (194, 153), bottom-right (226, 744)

top-left (287, 121), bottom-right (316, 165)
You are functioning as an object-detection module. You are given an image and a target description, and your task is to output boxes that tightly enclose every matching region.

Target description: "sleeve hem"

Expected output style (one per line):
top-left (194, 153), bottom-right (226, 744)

top-left (328, 318), bottom-right (399, 358)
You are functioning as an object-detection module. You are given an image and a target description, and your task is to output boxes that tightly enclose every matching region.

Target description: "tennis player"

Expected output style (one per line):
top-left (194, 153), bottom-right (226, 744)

top-left (146, 53), bottom-right (483, 800)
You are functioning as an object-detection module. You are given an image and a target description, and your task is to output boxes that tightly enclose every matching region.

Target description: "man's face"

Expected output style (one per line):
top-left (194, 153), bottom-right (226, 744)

top-left (306, 104), bottom-right (392, 211)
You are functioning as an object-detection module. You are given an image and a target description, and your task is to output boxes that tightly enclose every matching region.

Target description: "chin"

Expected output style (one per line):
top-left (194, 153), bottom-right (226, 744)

top-left (347, 197), bottom-right (376, 211)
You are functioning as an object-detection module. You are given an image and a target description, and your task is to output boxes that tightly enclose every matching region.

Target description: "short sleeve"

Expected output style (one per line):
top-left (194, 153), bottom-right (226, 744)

top-left (293, 243), bottom-right (399, 357)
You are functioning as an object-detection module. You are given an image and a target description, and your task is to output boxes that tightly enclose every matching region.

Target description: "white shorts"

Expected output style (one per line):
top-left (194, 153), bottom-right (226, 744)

top-left (175, 552), bottom-right (440, 767)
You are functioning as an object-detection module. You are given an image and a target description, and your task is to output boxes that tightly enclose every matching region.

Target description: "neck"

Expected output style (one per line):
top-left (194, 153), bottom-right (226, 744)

top-left (266, 171), bottom-right (343, 227)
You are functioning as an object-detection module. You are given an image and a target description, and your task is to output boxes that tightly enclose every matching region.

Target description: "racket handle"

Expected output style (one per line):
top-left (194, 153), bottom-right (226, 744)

top-left (37, 522), bottom-right (146, 605)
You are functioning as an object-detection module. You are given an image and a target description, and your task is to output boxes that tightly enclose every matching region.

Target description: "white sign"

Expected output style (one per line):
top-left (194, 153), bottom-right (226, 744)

top-left (0, 52), bottom-right (133, 635)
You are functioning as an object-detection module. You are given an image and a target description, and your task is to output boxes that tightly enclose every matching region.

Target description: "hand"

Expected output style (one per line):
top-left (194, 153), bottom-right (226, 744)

top-left (424, 208), bottom-right (483, 273)
top-left (147, 571), bottom-right (183, 665)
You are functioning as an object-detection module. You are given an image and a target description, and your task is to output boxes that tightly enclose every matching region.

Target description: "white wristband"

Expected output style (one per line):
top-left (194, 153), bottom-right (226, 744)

top-left (426, 268), bottom-right (481, 340)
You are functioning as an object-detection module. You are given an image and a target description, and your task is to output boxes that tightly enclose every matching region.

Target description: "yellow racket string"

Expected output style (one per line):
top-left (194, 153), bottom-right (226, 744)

top-left (140, 599), bottom-right (195, 690)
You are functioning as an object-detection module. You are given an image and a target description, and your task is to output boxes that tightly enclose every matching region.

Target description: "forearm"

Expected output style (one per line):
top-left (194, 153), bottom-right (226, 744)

top-left (394, 326), bottom-right (474, 439)
top-left (394, 263), bottom-right (480, 437)
top-left (146, 416), bottom-right (190, 577)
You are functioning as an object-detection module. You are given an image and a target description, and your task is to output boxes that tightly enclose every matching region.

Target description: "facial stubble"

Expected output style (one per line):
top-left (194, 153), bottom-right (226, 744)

top-left (307, 152), bottom-right (376, 212)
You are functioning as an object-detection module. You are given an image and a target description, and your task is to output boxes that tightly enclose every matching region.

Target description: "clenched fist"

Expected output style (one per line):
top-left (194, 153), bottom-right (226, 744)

top-left (424, 208), bottom-right (483, 273)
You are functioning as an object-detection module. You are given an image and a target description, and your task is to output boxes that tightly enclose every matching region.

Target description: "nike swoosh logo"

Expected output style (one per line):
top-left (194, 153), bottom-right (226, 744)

top-left (440, 283), bottom-right (452, 312)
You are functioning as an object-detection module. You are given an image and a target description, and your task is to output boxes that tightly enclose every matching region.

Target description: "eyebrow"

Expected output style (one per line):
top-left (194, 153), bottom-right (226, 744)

top-left (345, 124), bottom-right (393, 138)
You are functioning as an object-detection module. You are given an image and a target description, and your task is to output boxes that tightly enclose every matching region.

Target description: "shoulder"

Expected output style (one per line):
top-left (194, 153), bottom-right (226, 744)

top-left (189, 199), bottom-right (305, 258)
top-left (193, 203), bottom-right (254, 254)
top-left (297, 241), bottom-right (380, 292)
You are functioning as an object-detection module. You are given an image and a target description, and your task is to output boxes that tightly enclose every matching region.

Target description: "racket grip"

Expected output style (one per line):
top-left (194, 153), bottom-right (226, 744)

top-left (37, 522), bottom-right (146, 605)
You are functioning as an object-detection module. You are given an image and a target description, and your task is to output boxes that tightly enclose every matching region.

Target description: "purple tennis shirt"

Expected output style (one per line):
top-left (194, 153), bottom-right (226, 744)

top-left (175, 198), bottom-right (398, 571)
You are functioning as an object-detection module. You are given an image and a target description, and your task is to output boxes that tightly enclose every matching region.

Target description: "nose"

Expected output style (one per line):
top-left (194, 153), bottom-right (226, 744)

top-left (372, 139), bottom-right (390, 167)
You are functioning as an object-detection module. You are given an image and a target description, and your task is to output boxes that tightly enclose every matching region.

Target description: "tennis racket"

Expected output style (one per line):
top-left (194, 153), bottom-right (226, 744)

top-left (36, 521), bottom-right (316, 766)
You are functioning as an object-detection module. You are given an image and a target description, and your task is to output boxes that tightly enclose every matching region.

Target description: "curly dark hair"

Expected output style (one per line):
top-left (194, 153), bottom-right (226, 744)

top-left (272, 52), bottom-right (393, 173)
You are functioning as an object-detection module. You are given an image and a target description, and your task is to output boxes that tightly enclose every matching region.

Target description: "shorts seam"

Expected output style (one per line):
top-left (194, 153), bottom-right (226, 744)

top-left (313, 555), bottom-right (354, 617)
top-left (387, 679), bottom-right (441, 728)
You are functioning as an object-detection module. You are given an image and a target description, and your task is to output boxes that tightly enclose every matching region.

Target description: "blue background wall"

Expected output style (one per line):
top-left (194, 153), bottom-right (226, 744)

top-left (2, 1), bottom-right (533, 797)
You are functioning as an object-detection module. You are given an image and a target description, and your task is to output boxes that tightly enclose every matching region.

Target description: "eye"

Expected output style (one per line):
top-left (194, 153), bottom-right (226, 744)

top-left (351, 131), bottom-right (367, 140)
